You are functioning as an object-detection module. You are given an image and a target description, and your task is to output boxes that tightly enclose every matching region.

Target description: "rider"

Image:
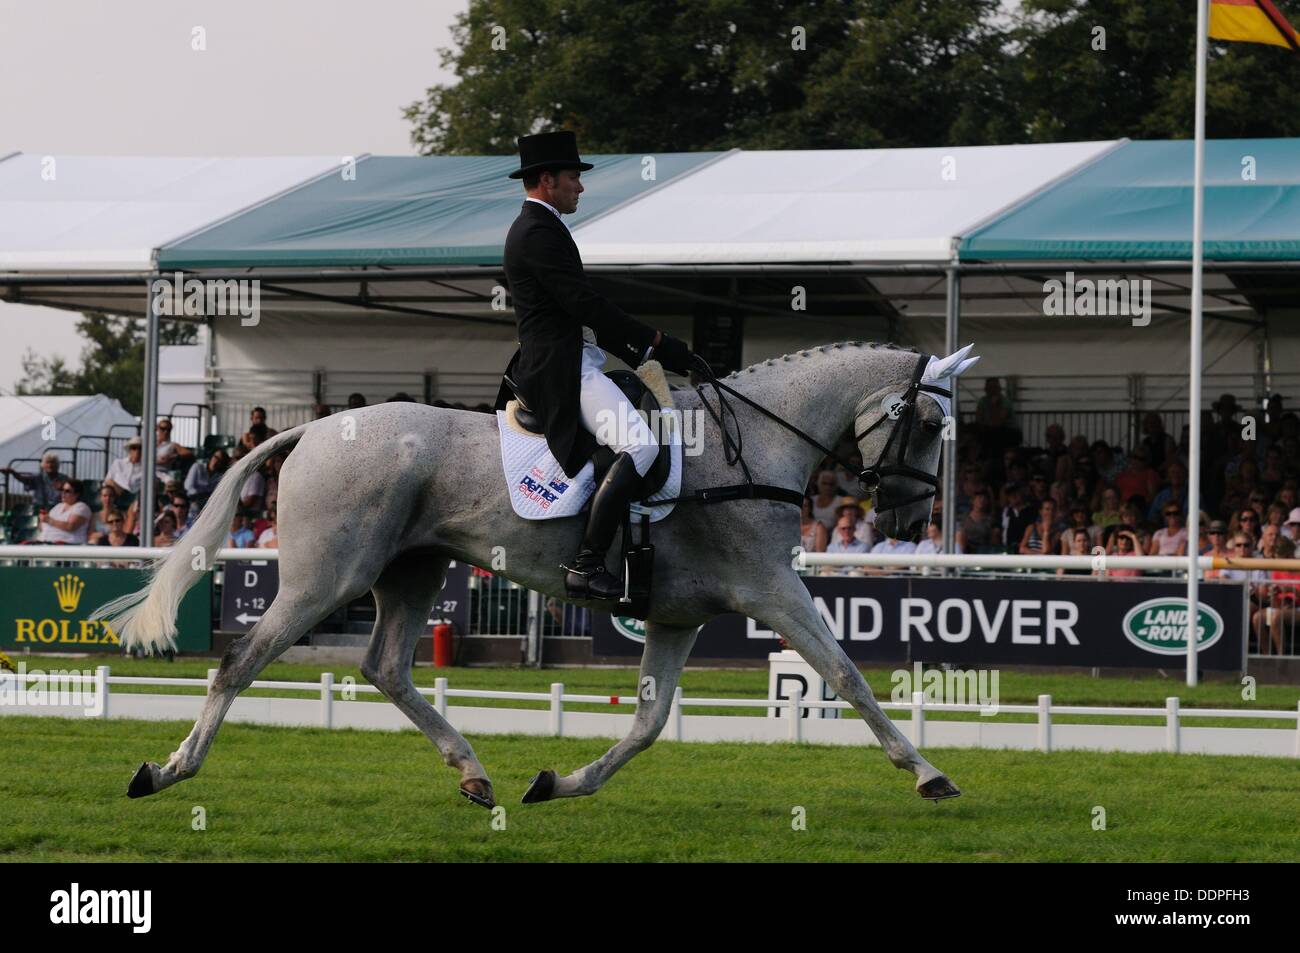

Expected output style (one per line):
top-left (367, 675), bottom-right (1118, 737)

top-left (494, 131), bottom-right (698, 601)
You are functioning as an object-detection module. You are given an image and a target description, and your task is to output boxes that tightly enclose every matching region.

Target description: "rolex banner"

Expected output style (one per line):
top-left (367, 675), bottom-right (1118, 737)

top-left (593, 576), bottom-right (1247, 670)
top-left (0, 566), bottom-right (211, 653)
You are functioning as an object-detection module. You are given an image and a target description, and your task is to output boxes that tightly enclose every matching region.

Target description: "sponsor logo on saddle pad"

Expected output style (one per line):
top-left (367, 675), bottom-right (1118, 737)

top-left (517, 474), bottom-right (560, 508)
top-left (1122, 598), bottom-right (1224, 656)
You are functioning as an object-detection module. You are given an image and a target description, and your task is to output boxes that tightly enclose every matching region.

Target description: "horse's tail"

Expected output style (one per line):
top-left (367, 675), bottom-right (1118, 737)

top-left (90, 425), bottom-right (308, 655)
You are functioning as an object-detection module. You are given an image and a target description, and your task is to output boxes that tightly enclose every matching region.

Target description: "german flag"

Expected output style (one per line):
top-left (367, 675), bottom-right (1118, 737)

top-left (1209, 0), bottom-right (1300, 50)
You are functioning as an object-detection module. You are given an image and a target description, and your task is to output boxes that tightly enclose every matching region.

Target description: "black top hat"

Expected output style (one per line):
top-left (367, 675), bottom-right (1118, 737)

top-left (508, 131), bottom-right (594, 180)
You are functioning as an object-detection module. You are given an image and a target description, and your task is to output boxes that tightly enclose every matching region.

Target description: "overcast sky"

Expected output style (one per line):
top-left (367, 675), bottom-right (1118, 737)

top-left (0, 0), bottom-right (466, 392)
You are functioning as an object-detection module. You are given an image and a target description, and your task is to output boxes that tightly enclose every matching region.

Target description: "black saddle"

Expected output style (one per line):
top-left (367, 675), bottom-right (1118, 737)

top-left (503, 370), bottom-right (671, 501)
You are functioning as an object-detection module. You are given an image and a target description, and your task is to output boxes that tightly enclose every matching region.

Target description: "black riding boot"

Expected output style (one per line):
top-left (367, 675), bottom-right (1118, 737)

top-left (563, 451), bottom-right (642, 600)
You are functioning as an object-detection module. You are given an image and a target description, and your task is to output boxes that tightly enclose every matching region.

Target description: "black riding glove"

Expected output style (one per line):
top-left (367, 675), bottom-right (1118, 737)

top-left (652, 333), bottom-right (694, 376)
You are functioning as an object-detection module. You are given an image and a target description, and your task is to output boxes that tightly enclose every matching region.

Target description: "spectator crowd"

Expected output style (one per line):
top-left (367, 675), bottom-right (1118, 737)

top-left (795, 383), bottom-right (1300, 653)
top-left (7, 381), bottom-right (1299, 653)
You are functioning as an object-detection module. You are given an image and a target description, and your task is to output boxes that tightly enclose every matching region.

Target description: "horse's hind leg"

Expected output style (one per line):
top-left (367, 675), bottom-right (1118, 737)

top-left (522, 620), bottom-right (699, 803)
top-left (127, 589), bottom-right (334, 798)
top-left (361, 553), bottom-right (494, 808)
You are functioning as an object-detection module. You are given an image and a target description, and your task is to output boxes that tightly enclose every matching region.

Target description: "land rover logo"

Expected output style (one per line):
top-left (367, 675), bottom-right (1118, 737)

top-left (612, 615), bottom-right (646, 644)
top-left (1122, 597), bottom-right (1223, 656)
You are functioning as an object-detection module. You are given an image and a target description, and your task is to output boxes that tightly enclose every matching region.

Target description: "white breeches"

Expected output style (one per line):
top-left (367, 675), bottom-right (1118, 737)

top-left (578, 341), bottom-right (658, 477)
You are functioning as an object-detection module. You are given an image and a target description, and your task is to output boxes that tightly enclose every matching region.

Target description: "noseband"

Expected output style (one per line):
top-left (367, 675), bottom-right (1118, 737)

top-left (853, 352), bottom-right (951, 514)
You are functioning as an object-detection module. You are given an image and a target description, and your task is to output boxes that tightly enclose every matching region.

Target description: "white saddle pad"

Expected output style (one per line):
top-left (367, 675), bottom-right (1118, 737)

top-left (497, 401), bottom-right (684, 523)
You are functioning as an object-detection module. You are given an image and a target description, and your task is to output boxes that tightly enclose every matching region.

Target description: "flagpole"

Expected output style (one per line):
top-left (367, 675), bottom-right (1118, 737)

top-left (1187, 0), bottom-right (1209, 688)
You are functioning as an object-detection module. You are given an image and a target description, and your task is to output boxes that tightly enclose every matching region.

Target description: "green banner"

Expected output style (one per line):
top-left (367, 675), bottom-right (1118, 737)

top-left (0, 566), bottom-right (211, 653)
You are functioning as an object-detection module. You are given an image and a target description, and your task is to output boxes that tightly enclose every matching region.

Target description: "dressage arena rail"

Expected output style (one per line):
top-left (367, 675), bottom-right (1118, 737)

top-left (794, 552), bottom-right (1300, 572)
top-left (3, 668), bottom-right (1297, 759)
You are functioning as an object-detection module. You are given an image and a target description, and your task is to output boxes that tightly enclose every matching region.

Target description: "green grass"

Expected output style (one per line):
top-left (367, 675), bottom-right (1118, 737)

top-left (1, 716), bottom-right (1297, 861)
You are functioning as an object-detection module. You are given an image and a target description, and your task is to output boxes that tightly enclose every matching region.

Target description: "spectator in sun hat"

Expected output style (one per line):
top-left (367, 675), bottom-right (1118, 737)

top-left (834, 495), bottom-right (873, 549)
top-left (1283, 507), bottom-right (1300, 542)
top-left (1, 450), bottom-right (67, 509)
top-left (1203, 520), bottom-right (1232, 575)
top-left (1213, 393), bottom-right (1241, 429)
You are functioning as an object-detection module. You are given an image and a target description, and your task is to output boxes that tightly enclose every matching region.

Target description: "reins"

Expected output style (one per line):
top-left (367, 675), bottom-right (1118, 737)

top-left (654, 353), bottom-right (946, 513)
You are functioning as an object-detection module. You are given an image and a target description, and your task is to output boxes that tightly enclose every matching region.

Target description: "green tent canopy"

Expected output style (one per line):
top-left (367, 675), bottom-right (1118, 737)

top-left (161, 152), bottom-right (724, 269)
top-left (960, 138), bottom-right (1300, 261)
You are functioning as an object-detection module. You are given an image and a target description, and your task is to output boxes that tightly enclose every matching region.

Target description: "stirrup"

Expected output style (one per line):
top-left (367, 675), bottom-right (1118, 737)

top-left (562, 552), bottom-right (622, 600)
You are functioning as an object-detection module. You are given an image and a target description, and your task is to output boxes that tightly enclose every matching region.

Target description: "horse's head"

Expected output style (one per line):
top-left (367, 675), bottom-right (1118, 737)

top-left (854, 344), bottom-right (980, 542)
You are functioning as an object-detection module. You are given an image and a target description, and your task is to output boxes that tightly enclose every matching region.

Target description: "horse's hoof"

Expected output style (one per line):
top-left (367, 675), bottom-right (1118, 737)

top-left (127, 762), bottom-right (157, 799)
top-left (917, 774), bottom-right (962, 801)
top-left (459, 777), bottom-right (495, 809)
top-left (521, 769), bottom-right (556, 804)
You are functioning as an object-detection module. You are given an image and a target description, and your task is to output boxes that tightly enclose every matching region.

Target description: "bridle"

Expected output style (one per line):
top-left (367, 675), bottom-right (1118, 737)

top-left (851, 352), bottom-right (951, 514)
top-left (684, 351), bottom-right (948, 516)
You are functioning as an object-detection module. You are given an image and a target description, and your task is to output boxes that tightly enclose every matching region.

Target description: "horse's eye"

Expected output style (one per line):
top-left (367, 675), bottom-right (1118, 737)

top-left (921, 420), bottom-right (942, 436)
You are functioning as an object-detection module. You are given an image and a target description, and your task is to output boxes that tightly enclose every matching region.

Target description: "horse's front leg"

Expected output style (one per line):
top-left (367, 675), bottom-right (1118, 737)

top-left (522, 620), bottom-right (699, 803)
top-left (747, 572), bottom-right (961, 800)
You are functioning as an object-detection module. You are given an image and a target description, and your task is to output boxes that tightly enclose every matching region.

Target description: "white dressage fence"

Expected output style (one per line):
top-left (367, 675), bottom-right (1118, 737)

top-left (2, 667), bottom-right (1297, 759)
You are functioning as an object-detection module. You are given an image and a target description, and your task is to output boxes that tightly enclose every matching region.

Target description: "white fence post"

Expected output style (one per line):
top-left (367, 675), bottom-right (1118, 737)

top-left (320, 672), bottom-right (334, 729)
top-left (96, 665), bottom-right (110, 720)
top-left (668, 686), bottom-right (682, 741)
top-left (787, 684), bottom-right (803, 742)
top-left (1294, 700), bottom-right (1299, 759)
top-left (207, 668), bottom-right (218, 693)
top-left (1037, 693), bottom-right (1051, 753)
top-left (550, 682), bottom-right (564, 737)
top-left (912, 690), bottom-right (925, 747)
top-left (434, 676), bottom-right (447, 718)
top-left (1166, 696), bottom-right (1180, 754)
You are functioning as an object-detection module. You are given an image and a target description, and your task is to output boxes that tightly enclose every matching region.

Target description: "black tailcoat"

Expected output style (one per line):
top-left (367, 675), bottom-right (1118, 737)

top-left (494, 200), bottom-right (659, 478)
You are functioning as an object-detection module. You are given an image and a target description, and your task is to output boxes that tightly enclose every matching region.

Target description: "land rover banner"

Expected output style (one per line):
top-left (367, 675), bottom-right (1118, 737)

top-left (0, 566), bottom-right (211, 653)
top-left (592, 576), bottom-right (1246, 670)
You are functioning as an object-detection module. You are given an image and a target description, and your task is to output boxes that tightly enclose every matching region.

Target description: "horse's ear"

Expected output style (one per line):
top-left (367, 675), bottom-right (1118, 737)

top-left (953, 355), bottom-right (980, 376)
top-left (925, 343), bottom-right (976, 381)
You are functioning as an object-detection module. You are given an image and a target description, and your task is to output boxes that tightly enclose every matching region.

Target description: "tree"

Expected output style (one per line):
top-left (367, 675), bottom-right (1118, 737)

top-left (404, 0), bottom-right (1015, 154)
top-left (15, 312), bottom-right (198, 414)
top-left (1012, 0), bottom-right (1300, 142)
top-left (15, 349), bottom-right (80, 396)
top-left (405, 0), bottom-right (1300, 153)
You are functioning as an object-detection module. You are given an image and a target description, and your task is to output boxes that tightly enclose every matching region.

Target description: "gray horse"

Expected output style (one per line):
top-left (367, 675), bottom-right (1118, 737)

top-left (95, 341), bottom-right (978, 809)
